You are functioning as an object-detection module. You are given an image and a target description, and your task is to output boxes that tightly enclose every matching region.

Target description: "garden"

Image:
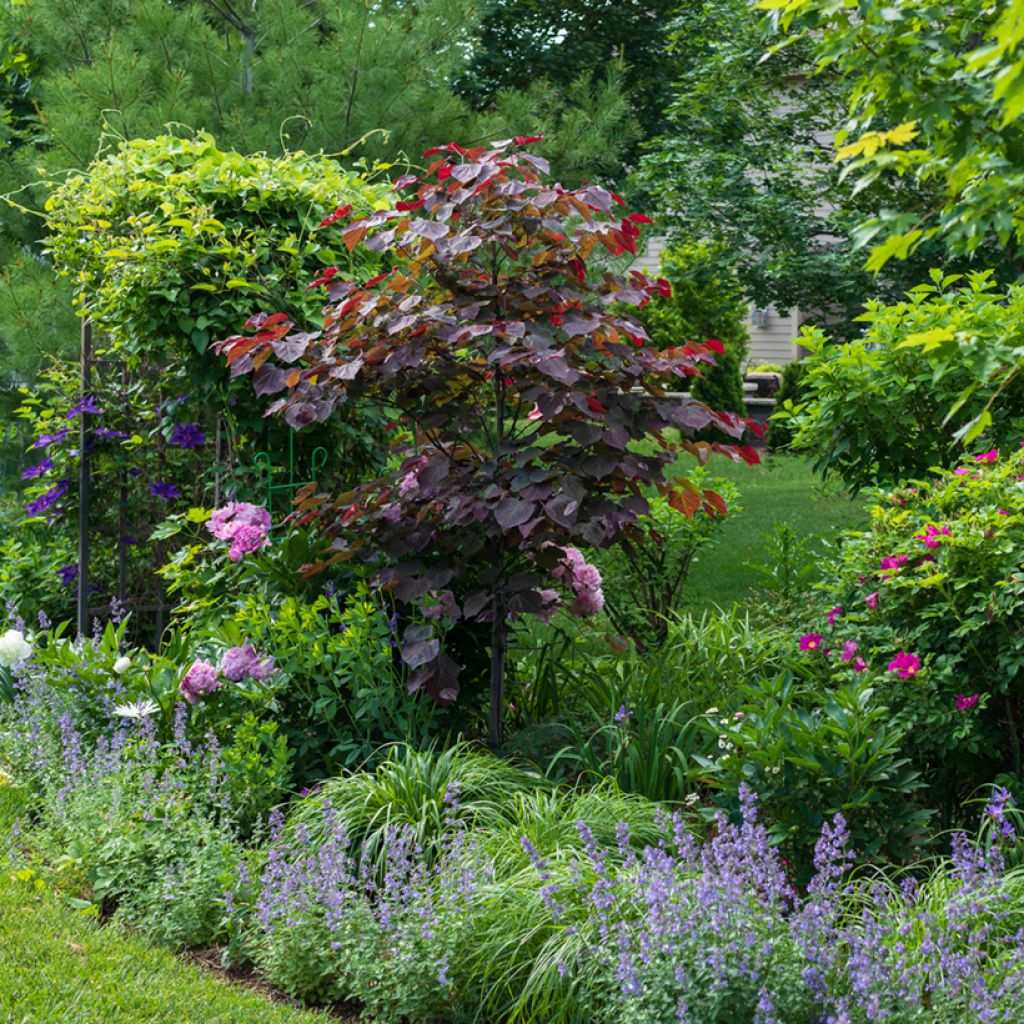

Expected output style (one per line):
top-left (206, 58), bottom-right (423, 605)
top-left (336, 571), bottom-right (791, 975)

top-left (2, 2), bottom-right (1024, 1023)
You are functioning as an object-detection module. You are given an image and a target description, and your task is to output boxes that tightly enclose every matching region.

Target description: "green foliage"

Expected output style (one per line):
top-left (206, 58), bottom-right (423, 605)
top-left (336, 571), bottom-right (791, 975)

top-left (292, 742), bottom-right (547, 873)
top-left (766, 357), bottom-right (811, 450)
top-left (594, 472), bottom-right (742, 647)
top-left (230, 589), bottom-right (449, 782)
top-left (632, 241), bottom-right (750, 413)
top-left (763, 0), bottom-right (1024, 271)
top-left (0, 503), bottom-right (76, 627)
top-left (774, 274), bottom-right (1024, 490)
top-left (809, 445), bottom-right (1024, 816)
top-left (694, 673), bottom-right (930, 868)
top-left (636, 0), bottom-right (988, 333)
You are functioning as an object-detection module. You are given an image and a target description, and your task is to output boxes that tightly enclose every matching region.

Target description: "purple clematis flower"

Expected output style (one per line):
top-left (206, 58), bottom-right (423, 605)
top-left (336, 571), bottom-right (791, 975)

top-left (66, 394), bottom-right (103, 419)
top-left (168, 422), bottom-right (205, 449)
top-left (148, 480), bottom-right (180, 501)
top-left (31, 428), bottom-right (71, 450)
top-left (56, 563), bottom-right (79, 586)
top-left (22, 457), bottom-right (54, 480)
top-left (24, 479), bottom-right (70, 517)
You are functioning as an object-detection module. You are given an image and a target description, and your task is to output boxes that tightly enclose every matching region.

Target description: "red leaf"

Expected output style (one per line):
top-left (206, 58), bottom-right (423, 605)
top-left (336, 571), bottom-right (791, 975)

top-left (309, 266), bottom-right (339, 289)
top-left (611, 192), bottom-right (626, 206)
top-left (627, 212), bottom-right (653, 224)
top-left (318, 203), bottom-right (352, 228)
top-left (706, 338), bottom-right (724, 355)
top-left (365, 271), bottom-right (389, 287)
top-left (736, 445), bottom-right (761, 466)
top-left (668, 487), bottom-right (702, 517)
top-left (744, 418), bottom-right (767, 440)
top-left (568, 258), bottom-right (586, 283)
top-left (437, 165), bottom-right (453, 181)
top-left (653, 278), bottom-right (672, 298)
top-left (342, 224), bottom-right (369, 252)
top-left (514, 134), bottom-right (544, 145)
top-left (702, 489), bottom-right (728, 517)
top-left (396, 199), bottom-right (425, 212)
top-left (586, 395), bottom-right (607, 414)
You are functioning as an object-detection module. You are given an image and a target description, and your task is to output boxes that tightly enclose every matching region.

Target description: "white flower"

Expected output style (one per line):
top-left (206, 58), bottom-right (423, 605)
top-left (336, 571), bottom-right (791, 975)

top-left (113, 699), bottom-right (159, 721)
top-left (113, 656), bottom-right (131, 674)
top-left (0, 629), bottom-right (32, 668)
top-left (705, 706), bottom-right (719, 715)
top-left (684, 793), bottom-right (700, 807)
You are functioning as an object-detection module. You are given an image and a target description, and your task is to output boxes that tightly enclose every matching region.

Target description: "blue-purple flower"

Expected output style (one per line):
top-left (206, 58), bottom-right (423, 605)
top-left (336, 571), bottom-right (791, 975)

top-left (31, 428), bottom-right (71, 450)
top-left (22, 457), bottom-right (54, 480)
top-left (55, 563), bottom-right (79, 587)
top-left (94, 426), bottom-right (129, 441)
top-left (148, 480), bottom-right (180, 501)
top-left (168, 422), bottom-right (205, 449)
top-left (66, 394), bottom-right (103, 419)
top-left (24, 479), bottom-right (70, 517)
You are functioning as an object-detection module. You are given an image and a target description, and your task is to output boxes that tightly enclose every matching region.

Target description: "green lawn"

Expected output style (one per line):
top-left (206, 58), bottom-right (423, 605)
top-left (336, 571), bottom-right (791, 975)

top-left (683, 453), bottom-right (869, 609)
top-left (0, 787), bottom-right (332, 1024)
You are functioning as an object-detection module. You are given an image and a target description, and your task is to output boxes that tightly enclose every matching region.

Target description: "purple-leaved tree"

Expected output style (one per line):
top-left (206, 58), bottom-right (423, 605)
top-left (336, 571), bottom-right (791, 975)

top-left (217, 136), bottom-right (760, 749)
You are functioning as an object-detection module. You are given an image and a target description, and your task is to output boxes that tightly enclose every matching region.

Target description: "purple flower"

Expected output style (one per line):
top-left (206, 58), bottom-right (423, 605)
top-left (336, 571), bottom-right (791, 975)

top-left (66, 394), bottom-right (103, 419)
top-left (955, 693), bottom-right (979, 712)
top-left (826, 605), bottom-right (843, 626)
top-left (179, 659), bottom-right (220, 704)
top-left (31, 428), bottom-right (71, 450)
top-left (55, 564), bottom-right (79, 587)
top-left (865, 591), bottom-right (879, 610)
top-left (614, 704), bottom-right (631, 724)
top-left (219, 644), bottom-right (275, 682)
top-left (985, 786), bottom-right (1017, 840)
top-left (799, 633), bottom-right (824, 652)
top-left (24, 479), bottom-right (70, 517)
top-left (94, 426), bottom-right (129, 441)
top-left (168, 422), bottom-right (206, 449)
top-left (22, 457), bottom-right (54, 480)
top-left (887, 651), bottom-right (920, 678)
top-left (148, 480), bottom-right (180, 501)
top-left (839, 640), bottom-right (859, 662)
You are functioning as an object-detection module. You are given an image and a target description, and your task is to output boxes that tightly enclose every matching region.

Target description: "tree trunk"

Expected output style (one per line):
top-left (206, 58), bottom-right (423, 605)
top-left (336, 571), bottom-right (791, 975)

top-left (488, 595), bottom-right (506, 754)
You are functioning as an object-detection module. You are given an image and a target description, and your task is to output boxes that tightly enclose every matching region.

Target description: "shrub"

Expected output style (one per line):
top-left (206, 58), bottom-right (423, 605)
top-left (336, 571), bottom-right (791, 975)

top-left (767, 356), bottom-right (811, 450)
top-left (772, 273), bottom-right (1024, 487)
top-left (633, 240), bottom-right (751, 415)
top-left (218, 137), bottom-right (759, 747)
top-left (802, 444), bottom-right (1024, 818)
top-left (594, 470), bottom-right (741, 648)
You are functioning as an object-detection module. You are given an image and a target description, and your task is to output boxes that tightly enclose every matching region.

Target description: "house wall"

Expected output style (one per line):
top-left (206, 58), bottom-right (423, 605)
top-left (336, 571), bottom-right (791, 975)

top-left (637, 235), bottom-right (804, 366)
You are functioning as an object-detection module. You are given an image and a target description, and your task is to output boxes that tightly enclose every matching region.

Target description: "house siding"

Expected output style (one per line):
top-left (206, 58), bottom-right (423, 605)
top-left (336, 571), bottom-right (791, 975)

top-left (637, 235), bottom-right (803, 366)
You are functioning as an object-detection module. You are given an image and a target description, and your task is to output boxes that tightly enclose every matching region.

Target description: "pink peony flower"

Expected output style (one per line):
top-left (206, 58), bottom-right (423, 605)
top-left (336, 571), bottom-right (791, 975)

top-left (552, 547), bottom-right (604, 618)
top-left (207, 502), bottom-right (271, 542)
top-left (975, 449), bottom-right (999, 463)
top-left (840, 640), bottom-right (859, 662)
top-left (827, 605), bottom-right (843, 626)
top-left (955, 693), bottom-right (979, 712)
top-left (799, 633), bottom-right (824, 652)
top-left (179, 658), bottom-right (220, 704)
top-left (228, 523), bottom-right (270, 562)
top-left (865, 591), bottom-right (879, 610)
top-left (219, 644), bottom-right (274, 682)
top-left (887, 651), bottom-right (920, 679)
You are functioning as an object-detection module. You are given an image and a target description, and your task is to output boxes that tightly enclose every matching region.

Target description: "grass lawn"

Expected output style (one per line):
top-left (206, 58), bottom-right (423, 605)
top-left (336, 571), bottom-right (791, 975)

top-left (0, 787), bottom-right (332, 1024)
top-left (683, 453), bottom-right (869, 609)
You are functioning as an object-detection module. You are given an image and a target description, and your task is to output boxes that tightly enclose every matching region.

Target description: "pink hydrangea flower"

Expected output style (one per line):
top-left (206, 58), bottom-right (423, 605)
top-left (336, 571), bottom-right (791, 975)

top-left (799, 633), bottom-right (824, 652)
top-left (219, 644), bottom-right (275, 682)
top-left (975, 449), bottom-right (999, 463)
top-left (827, 605), bottom-right (843, 626)
top-left (888, 651), bottom-right (920, 679)
top-left (865, 591), bottom-right (879, 609)
top-left (552, 547), bottom-right (604, 618)
top-left (179, 658), bottom-right (220, 704)
top-left (955, 693), bottom-right (979, 712)
top-left (840, 640), bottom-right (859, 662)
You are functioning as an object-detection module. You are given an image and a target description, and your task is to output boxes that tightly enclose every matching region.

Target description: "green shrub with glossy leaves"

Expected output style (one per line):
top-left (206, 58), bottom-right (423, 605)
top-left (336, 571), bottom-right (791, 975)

top-left (774, 273), bottom-right (1024, 489)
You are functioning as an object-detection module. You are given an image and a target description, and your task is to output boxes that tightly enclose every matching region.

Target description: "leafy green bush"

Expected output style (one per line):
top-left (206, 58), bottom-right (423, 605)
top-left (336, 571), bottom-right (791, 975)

top-left (593, 471), bottom-right (742, 647)
top-left (767, 357), bottom-right (811, 450)
top-left (773, 273), bottom-right (1024, 488)
top-left (805, 443), bottom-right (1024, 817)
top-left (633, 240), bottom-right (751, 414)
top-left (694, 673), bottom-right (931, 868)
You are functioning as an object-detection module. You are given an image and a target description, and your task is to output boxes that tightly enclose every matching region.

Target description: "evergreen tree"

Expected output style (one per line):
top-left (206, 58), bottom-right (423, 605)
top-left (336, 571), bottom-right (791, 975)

top-left (0, 0), bottom-right (638, 395)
